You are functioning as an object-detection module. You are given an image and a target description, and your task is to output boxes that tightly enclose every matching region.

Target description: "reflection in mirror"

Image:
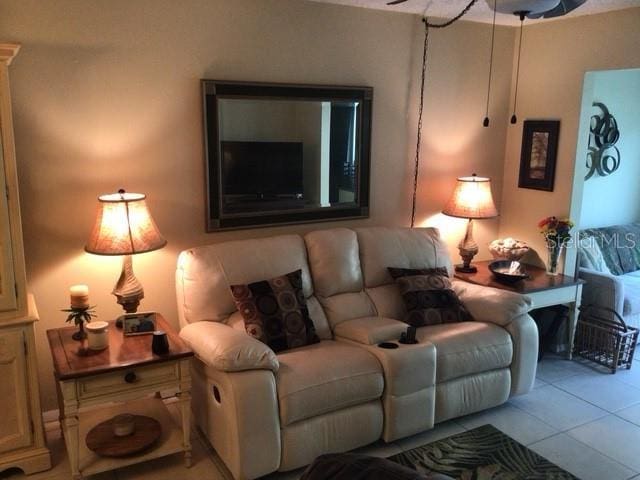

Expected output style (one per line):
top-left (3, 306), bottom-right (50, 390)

top-left (202, 81), bottom-right (372, 231)
top-left (219, 99), bottom-right (359, 215)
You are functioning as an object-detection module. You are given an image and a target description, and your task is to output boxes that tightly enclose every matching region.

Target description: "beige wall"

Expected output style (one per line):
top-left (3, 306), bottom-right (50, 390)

top-left (410, 20), bottom-right (514, 256)
top-left (498, 8), bottom-right (640, 272)
top-left (1, 0), bottom-right (514, 410)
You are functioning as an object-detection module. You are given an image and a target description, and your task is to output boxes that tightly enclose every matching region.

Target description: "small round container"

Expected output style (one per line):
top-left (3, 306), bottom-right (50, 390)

top-left (85, 321), bottom-right (109, 351)
top-left (112, 414), bottom-right (136, 437)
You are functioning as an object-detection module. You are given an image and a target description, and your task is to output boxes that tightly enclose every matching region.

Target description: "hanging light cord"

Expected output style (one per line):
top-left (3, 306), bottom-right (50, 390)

top-left (410, 0), bottom-right (478, 228)
top-left (483, 0), bottom-right (497, 127)
top-left (424, 0), bottom-right (478, 28)
top-left (511, 15), bottom-right (525, 124)
top-left (410, 20), bottom-right (429, 228)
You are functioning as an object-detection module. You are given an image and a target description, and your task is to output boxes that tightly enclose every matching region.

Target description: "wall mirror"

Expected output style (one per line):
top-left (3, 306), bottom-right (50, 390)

top-left (202, 80), bottom-right (372, 231)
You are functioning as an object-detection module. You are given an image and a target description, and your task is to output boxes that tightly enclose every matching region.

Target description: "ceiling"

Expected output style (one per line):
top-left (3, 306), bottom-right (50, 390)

top-left (306, 0), bottom-right (640, 25)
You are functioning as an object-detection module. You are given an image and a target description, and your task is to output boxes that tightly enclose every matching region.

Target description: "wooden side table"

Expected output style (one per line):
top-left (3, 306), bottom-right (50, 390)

top-left (454, 260), bottom-right (585, 359)
top-left (47, 314), bottom-right (194, 480)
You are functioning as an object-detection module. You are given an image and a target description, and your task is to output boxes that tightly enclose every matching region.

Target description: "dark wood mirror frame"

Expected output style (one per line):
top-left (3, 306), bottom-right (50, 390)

top-left (202, 80), bottom-right (373, 231)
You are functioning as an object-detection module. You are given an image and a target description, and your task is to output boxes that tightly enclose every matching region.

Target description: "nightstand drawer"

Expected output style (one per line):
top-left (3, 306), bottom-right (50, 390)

top-left (77, 362), bottom-right (179, 399)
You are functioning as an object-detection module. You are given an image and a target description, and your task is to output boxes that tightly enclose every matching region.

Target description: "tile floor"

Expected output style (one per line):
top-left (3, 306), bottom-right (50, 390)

top-left (6, 354), bottom-right (640, 480)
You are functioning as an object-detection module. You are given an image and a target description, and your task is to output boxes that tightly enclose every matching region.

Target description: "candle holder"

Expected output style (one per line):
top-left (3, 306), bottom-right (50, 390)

top-left (62, 305), bottom-right (97, 341)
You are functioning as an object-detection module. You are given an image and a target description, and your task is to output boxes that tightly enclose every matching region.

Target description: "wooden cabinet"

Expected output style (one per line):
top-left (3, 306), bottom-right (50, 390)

top-left (0, 151), bottom-right (19, 314)
top-left (0, 44), bottom-right (51, 474)
top-left (0, 44), bottom-right (27, 320)
top-left (0, 300), bottom-right (50, 474)
top-left (0, 327), bottom-right (32, 453)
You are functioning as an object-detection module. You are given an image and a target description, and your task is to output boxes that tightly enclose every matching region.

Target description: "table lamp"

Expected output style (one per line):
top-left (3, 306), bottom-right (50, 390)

top-left (442, 174), bottom-right (498, 273)
top-left (85, 189), bottom-right (166, 318)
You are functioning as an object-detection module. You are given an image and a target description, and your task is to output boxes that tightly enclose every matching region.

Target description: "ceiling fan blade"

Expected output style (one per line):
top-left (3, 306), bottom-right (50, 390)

top-left (527, 0), bottom-right (587, 18)
top-left (387, 0), bottom-right (408, 5)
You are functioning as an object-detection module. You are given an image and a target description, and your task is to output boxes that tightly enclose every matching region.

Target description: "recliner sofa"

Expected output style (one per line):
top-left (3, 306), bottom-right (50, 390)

top-left (176, 227), bottom-right (538, 479)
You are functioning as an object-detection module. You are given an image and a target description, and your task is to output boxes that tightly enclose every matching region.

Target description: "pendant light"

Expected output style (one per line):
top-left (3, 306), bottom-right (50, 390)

top-left (510, 11), bottom-right (527, 124)
top-left (483, 0), bottom-right (498, 127)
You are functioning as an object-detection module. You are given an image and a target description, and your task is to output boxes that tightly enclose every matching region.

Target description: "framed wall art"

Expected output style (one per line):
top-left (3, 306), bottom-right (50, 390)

top-left (518, 120), bottom-right (560, 192)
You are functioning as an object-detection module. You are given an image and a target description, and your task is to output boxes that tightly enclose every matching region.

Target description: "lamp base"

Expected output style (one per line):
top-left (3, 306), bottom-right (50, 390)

top-left (112, 255), bottom-right (144, 327)
top-left (456, 218), bottom-right (480, 274)
top-left (455, 264), bottom-right (478, 273)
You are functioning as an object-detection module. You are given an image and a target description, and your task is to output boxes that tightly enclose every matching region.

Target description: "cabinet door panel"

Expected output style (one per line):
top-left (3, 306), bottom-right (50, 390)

top-left (0, 327), bottom-right (31, 452)
top-left (0, 133), bottom-right (18, 313)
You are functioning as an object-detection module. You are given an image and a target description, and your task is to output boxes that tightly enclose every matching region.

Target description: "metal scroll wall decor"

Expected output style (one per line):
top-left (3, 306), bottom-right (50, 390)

top-left (585, 102), bottom-right (621, 180)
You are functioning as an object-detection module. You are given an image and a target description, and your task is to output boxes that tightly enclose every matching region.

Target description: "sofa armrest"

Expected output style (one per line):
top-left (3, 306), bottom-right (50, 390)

top-left (451, 280), bottom-right (532, 327)
top-left (180, 321), bottom-right (279, 372)
top-left (333, 316), bottom-right (407, 345)
top-left (504, 314), bottom-right (538, 396)
top-left (579, 267), bottom-right (625, 315)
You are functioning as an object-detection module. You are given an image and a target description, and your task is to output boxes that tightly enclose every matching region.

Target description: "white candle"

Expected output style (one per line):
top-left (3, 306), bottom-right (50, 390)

top-left (70, 285), bottom-right (89, 296)
top-left (70, 284), bottom-right (89, 308)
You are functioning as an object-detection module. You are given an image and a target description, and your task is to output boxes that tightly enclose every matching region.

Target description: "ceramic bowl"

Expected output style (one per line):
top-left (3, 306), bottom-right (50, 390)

top-left (488, 260), bottom-right (528, 284)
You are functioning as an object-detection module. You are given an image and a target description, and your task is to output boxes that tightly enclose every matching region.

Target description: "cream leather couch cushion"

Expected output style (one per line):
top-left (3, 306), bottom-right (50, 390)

top-left (276, 341), bottom-right (384, 426)
top-left (180, 321), bottom-right (279, 372)
top-left (305, 228), bottom-right (363, 297)
top-left (176, 234), bottom-right (332, 339)
top-left (333, 316), bottom-right (407, 345)
top-left (316, 291), bottom-right (377, 327)
top-left (355, 227), bottom-right (453, 320)
top-left (435, 369), bottom-right (511, 423)
top-left (355, 227), bottom-right (453, 288)
top-left (418, 322), bottom-right (513, 382)
top-left (452, 280), bottom-right (532, 326)
top-left (279, 401), bottom-right (383, 472)
top-left (304, 229), bottom-right (377, 327)
top-left (365, 283), bottom-right (407, 320)
top-left (176, 234), bottom-right (313, 323)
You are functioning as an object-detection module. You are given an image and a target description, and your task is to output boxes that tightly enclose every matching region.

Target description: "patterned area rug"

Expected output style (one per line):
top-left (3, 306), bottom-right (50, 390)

top-left (389, 424), bottom-right (577, 480)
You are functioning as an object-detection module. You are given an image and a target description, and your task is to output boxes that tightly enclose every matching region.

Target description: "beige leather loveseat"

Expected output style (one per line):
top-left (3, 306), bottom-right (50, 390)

top-left (176, 227), bottom-right (538, 479)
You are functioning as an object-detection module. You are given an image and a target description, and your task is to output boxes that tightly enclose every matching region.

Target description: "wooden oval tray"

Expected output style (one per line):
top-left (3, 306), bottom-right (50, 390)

top-left (86, 414), bottom-right (161, 457)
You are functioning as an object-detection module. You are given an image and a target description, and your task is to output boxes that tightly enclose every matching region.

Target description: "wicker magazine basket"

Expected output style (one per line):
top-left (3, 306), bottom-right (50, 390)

top-left (574, 305), bottom-right (638, 373)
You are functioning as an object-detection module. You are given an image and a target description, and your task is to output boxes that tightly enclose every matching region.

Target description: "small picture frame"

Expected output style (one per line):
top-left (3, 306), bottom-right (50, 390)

top-left (122, 312), bottom-right (157, 336)
top-left (518, 120), bottom-right (560, 192)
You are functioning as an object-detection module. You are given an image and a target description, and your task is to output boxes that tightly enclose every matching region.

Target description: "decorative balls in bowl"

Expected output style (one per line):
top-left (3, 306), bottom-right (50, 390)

top-left (489, 238), bottom-right (530, 261)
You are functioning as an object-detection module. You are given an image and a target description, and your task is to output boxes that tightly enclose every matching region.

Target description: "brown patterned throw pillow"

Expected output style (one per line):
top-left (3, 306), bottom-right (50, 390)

top-left (230, 269), bottom-right (319, 353)
top-left (388, 267), bottom-right (473, 327)
top-left (388, 266), bottom-right (449, 280)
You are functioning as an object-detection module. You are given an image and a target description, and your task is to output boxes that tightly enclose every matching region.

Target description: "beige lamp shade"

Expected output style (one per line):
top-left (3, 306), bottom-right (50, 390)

top-left (85, 190), bottom-right (166, 255)
top-left (442, 175), bottom-right (498, 220)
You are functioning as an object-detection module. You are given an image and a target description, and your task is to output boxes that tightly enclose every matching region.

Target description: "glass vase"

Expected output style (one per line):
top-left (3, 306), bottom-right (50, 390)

top-left (546, 241), bottom-right (564, 276)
